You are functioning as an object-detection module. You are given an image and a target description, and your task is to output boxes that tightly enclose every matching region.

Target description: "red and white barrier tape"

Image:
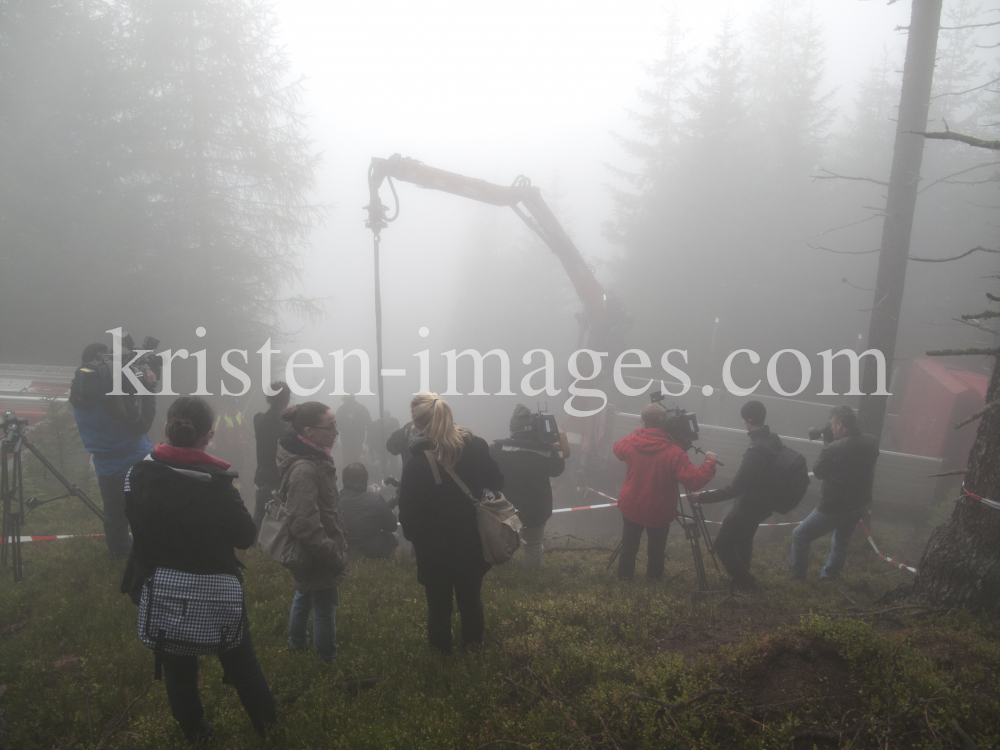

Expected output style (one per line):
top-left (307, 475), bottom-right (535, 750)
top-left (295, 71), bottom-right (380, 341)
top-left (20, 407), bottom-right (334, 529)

top-left (859, 520), bottom-right (917, 574)
top-left (700, 518), bottom-right (802, 527)
top-left (960, 482), bottom-right (1000, 511)
top-left (553, 488), bottom-right (618, 513)
top-left (1, 533), bottom-right (104, 544)
top-left (569, 488), bottom-right (801, 526)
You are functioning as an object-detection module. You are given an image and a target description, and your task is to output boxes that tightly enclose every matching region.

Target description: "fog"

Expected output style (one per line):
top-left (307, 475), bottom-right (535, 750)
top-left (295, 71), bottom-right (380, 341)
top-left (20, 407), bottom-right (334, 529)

top-left (2, 0), bottom-right (998, 448)
top-left (267, 0), bottom-right (997, 439)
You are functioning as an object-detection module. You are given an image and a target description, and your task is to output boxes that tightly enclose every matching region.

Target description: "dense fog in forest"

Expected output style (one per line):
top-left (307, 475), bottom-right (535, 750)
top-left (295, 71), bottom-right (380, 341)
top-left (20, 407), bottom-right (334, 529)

top-left (2, 0), bottom-right (998, 444)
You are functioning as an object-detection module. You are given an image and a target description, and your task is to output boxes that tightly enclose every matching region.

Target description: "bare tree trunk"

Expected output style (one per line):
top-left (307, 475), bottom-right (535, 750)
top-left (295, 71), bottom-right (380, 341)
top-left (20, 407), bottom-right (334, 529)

top-left (915, 353), bottom-right (1000, 615)
top-left (857, 0), bottom-right (943, 440)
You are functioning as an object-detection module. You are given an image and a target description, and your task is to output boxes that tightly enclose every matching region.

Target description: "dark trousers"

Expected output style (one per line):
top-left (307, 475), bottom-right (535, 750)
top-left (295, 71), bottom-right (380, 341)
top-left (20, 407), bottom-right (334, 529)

top-left (423, 576), bottom-right (485, 654)
top-left (714, 501), bottom-right (771, 586)
top-left (97, 474), bottom-right (131, 559)
top-left (161, 628), bottom-right (277, 743)
top-left (617, 516), bottom-right (669, 581)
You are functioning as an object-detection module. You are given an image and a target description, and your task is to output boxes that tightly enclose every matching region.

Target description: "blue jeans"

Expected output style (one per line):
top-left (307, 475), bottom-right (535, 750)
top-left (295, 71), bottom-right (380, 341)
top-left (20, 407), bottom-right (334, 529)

top-left (289, 588), bottom-right (338, 660)
top-left (789, 507), bottom-right (865, 580)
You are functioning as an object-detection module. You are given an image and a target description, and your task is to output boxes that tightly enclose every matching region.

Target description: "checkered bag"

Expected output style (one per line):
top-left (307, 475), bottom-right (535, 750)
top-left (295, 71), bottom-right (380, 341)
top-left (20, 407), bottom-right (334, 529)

top-left (138, 568), bottom-right (245, 656)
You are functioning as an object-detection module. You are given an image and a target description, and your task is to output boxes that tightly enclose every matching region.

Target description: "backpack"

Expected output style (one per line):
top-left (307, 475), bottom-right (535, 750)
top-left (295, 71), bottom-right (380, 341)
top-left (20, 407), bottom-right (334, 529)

top-left (768, 445), bottom-right (810, 514)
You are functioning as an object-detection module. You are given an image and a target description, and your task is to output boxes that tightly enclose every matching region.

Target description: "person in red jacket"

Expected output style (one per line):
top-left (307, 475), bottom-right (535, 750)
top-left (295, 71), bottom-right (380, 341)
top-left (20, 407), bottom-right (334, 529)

top-left (613, 403), bottom-right (717, 580)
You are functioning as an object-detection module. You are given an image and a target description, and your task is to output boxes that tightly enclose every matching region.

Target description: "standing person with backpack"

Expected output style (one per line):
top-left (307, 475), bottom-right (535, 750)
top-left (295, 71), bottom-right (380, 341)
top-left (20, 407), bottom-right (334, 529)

top-left (397, 393), bottom-right (504, 654)
top-left (789, 405), bottom-right (879, 581)
top-left (691, 400), bottom-right (806, 590)
top-left (277, 402), bottom-right (349, 661)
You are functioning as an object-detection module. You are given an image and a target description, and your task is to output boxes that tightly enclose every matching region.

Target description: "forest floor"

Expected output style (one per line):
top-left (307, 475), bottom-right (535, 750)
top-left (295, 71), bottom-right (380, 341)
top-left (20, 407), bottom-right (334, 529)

top-left (1, 498), bottom-right (998, 750)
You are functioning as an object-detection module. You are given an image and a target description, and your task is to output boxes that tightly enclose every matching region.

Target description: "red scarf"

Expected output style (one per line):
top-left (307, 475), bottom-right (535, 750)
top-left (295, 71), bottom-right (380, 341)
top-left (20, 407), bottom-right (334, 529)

top-left (152, 443), bottom-right (231, 470)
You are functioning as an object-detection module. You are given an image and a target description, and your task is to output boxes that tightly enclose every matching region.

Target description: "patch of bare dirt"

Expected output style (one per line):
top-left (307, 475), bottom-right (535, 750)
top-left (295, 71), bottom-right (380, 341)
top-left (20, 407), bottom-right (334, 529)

top-left (650, 620), bottom-right (751, 665)
top-left (726, 634), bottom-right (860, 719)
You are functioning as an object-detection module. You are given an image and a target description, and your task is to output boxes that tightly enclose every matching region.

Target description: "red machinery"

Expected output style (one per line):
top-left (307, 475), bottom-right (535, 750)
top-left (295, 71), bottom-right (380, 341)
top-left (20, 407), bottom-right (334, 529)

top-left (364, 154), bottom-right (628, 475)
top-left (893, 358), bottom-right (987, 468)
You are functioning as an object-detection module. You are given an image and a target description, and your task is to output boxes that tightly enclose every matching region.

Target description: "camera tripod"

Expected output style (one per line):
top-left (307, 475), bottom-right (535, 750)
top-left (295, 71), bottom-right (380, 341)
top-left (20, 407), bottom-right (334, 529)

top-left (1, 413), bottom-right (104, 582)
top-left (674, 494), bottom-right (720, 591)
top-left (606, 493), bottom-right (720, 591)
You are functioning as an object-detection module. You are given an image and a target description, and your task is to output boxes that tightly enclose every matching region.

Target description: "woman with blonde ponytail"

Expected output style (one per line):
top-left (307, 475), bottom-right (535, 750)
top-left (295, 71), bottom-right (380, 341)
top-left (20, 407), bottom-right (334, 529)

top-left (398, 393), bottom-right (504, 654)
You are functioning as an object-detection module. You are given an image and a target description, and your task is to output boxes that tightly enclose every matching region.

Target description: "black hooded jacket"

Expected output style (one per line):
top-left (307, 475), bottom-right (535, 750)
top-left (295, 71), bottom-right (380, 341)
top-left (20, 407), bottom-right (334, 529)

top-left (698, 426), bottom-right (783, 515)
top-left (398, 431), bottom-right (504, 585)
top-left (124, 447), bottom-right (256, 579)
top-left (489, 437), bottom-right (564, 528)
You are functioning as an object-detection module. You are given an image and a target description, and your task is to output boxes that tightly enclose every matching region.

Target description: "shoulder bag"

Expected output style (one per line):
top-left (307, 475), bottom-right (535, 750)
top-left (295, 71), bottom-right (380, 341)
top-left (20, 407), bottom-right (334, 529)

top-left (138, 567), bottom-right (244, 677)
top-left (256, 459), bottom-right (310, 574)
top-left (424, 450), bottom-right (522, 565)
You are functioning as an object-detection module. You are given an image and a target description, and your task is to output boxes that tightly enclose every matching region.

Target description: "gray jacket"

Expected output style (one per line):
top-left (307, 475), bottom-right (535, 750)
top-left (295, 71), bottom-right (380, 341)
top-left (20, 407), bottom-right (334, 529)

top-left (276, 437), bottom-right (349, 591)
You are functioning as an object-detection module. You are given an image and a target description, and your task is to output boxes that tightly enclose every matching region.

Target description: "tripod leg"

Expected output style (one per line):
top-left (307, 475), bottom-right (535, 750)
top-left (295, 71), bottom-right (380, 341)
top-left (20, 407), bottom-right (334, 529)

top-left (696, 506), bottom-right (721, 573)
top-left (690, 534), bottom-right (708, 591)
top-left (606, 540), bottom-right (623, 571)
top-left (23, 440), bottom-right (104, 522)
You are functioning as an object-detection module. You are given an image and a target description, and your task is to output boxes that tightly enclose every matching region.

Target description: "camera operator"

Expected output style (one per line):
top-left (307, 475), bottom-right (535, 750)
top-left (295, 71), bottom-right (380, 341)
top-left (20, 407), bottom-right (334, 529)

top-left (690, 400), bottom-right (780, 590)
top-left (789, 405), bottom-right (879, 581)
top-left (70, 342), bottom-right (157, 560)
top-left (489, 404), bottom-right (570, 570)
top-left (613, 403), bottom-right (717, 581)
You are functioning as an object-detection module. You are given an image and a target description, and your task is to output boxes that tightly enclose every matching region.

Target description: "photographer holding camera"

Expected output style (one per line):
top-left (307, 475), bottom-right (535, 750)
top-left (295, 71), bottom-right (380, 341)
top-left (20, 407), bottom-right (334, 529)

top-left (70, 342), bottom-right (158, 560)
top-left (489, 404), bottom-right (570, 570)
top-left (613, 403), bottom-right (717, 581)
top-left (690, 401), bottom-right (781, 590)
top-left (789, 405), bottom-right (879, 581)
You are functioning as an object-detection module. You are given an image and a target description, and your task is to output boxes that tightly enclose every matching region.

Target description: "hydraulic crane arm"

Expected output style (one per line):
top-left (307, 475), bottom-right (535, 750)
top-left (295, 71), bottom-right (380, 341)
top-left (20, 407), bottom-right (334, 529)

top-left (365, 154), bottom-right (611, 350)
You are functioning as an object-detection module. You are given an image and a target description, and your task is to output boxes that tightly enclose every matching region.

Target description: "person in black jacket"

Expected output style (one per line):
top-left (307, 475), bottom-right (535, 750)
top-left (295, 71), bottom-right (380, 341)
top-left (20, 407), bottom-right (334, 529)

top-left (336, 395), bottom-right (371, 465)
top-left (691, 400), bottom-right (780, 589)
top-left (340, 462), bottom-right (399, 559)
top-left (122, 397), bottom-right (277, 744)
top-left (489, 404), bottom-right (569, 570)
top-left (398, 392), bottom-right (504, 654)
top-left (789, 405), bottom-right (880, 581)
top-left (252, 381), bottom-right (291, 540)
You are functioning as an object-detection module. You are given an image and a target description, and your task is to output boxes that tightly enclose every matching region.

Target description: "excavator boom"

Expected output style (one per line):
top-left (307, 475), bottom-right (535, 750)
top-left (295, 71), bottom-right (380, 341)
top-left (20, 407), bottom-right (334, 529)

top-left (366, 154), bottom-right (611, 350)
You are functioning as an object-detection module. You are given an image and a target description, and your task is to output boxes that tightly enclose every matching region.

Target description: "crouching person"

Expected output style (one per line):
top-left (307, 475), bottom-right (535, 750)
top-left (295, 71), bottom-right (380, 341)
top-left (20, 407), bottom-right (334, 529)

top-left (340, 462), bottom-right (399, 559)
top-left (613, 403), bottom-right (717, 581)
top-left (122, 397), bottom-right (278, 744)
top-left (489, 404), bottom-right (569, 570)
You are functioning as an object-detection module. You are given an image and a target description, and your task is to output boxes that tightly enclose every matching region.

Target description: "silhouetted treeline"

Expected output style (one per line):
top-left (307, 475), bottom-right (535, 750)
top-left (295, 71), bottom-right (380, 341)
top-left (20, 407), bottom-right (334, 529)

top-left (0, 0), bottom-right (322, 365)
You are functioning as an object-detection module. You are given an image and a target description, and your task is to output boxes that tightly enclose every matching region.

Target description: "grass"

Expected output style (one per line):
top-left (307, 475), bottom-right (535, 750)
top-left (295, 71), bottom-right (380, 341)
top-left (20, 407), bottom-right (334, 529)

top-left (1, 495), bottom-right (999, 749)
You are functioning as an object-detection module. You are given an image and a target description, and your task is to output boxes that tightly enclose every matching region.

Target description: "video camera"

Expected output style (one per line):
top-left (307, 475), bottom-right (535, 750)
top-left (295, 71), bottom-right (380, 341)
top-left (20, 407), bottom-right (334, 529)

top-left (113, 333), bottom-right (162, 389)
top-left (2, 410), bottom-right (29, 442)
top-left (649, 391), bottom-right (700, 449)
top-left (512, 405), bottom-right (561, 448)
top-left (808, 424), bottom-right (834, 443)
top-left (71, 333), bottom-right (161, 407)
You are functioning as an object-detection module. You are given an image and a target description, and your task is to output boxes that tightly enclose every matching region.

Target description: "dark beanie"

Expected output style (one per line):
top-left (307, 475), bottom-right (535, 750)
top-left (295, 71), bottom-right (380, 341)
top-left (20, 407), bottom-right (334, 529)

top-left (510, 404), bottom-right (533, 432)
top-left (81, 343), bottom-right (109, 364)
top-left (741, 400), bottom-right (766, 426)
